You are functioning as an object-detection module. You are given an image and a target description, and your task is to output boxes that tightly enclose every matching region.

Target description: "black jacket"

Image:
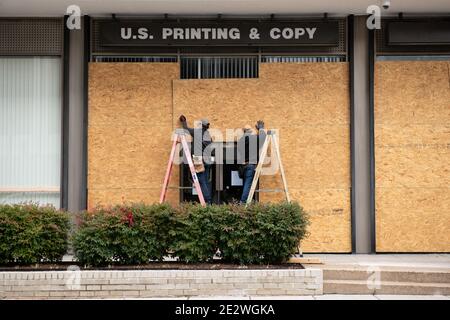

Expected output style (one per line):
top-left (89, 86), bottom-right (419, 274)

top-left (237, 130), bottom-right (266, 164)
top-left (181, 121), bottom-right (213, 162)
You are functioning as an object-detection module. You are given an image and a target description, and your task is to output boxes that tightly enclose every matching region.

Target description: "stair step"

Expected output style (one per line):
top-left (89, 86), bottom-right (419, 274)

top-left (324, 280), bottom-right (450, 295)
top-left (324, 269), bottom-right (450, 283)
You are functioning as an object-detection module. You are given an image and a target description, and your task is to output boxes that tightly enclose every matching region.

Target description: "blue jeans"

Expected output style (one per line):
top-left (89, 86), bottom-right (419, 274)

top-left (240, 164), bottom-right (256, 203)
top-left (197, 164), bottom-right (212, 204)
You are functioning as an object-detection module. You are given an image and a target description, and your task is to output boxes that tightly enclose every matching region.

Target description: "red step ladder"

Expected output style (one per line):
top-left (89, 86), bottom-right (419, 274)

top-left (159, 129), bottom-right (206, 206)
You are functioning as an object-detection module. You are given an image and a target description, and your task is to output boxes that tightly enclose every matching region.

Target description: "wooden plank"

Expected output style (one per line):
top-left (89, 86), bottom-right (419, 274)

top-left (88, 63), bottom-right (180, 208)
top-left (272, 131), bottom-right (291, 202)
top-left (288, 257), bottom-right (323, 264)
top-left (159, 137), bottom-right (179, 203)
top-left (246, 134), bottom-right (271, 204)
top-left (180, 134), bottom-right (206, 206)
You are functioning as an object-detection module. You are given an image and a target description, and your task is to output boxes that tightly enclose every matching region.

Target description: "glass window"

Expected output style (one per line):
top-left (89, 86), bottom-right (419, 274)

top-left (0, 57), bottom-right (61, 208)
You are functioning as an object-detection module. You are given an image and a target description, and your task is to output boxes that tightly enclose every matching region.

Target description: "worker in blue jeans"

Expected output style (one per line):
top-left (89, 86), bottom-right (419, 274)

top-left (179, 114), bottom-right (213, 204)
top-left (197, 163), bottom-right (212, 204)
top-left (238, 120), bottom-right (266, 203)
top-left (240, 163), bottom-right (256, 203)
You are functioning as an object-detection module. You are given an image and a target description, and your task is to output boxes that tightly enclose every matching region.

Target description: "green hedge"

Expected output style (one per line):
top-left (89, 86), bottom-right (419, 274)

top-left (72, 203), bottom-right (175, 266)
top-left (170, 203), bottom-right (221, 263)
top-left (73, 202), bottom-right (309, 266)
top-left (218, 202), bottom-right (309, 264)
top-left (0, 202), bottom-right (309, 266)
top-left (0, 204), bottom-right (70, 264)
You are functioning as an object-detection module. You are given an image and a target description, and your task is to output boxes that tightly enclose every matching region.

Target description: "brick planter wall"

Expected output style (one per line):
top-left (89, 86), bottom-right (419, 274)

top-left (0, 269), bottom-right (322, 299)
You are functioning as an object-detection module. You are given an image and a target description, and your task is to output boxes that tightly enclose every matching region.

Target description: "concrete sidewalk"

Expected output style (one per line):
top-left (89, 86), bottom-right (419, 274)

top-left (123, 294), bottom-right (449, 300)
top-left (300, 253), bottom-right (450, 296)
top-left (301, 253), bottom-right (450, 270)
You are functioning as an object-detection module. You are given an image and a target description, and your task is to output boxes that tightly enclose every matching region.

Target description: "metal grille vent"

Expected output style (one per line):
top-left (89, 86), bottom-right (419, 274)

top-left (180, 56), bottom-right (259, 79)
top-left (262, 56), bottom-right (346, 63)
top-left (0, 18), bottom-right (63, 56)
top-left (337, 18), bottom-right (347, 55)
top-left (94, 56), bottom-right (177, 62)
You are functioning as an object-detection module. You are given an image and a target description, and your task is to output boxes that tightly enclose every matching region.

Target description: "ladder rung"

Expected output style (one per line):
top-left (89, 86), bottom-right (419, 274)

top-left (160, 132), bottom-right (206, 206)
top-left (167, 186), bottom-right (194, 190)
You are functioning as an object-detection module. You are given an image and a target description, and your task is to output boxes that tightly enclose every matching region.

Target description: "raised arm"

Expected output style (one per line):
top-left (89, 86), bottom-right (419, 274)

top-left (255, 120), bottom-right (267, 163)
top-left (179, 114), bottom-right (195, 136)
top-left (256, 120), bottom-right (266, 144)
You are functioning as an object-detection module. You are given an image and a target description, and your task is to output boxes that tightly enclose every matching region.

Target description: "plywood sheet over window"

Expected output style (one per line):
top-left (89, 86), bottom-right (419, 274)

top-left (173, 63), bottom-right (351, 252)
top-left (375, 61), bottom-right (450, 252)
top-left (88, 63), bottom-right (180, 207)
top-left (88, 62), bottom-right (350, 252)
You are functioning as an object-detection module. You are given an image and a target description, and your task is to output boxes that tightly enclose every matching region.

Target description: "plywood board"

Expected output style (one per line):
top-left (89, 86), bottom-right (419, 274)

top-left (88, 187), bottom-right (180, 209)
top-left (375, 146), bottom-right (449, 188)
top-left (375, 61), bottom-right (450, 125)
top-left (173, 63), bottom-right (351, 252)
top-left (375, 124), bottom-right (450, 146)
top-left (290, 188), bottom-right (351, 253)
top-left (88, 125), bottom-right (175, 189)
top-left (88, 63), bottom-right (180, 208)
top-left (375, 61), bottom-right (450, 252)
top-left (263, 128), bottom-right (350, 189)
top-left (376, 188), bottom-right (450, 252)
top-left (173, 81), bottom-right (349, 128)
top-left (88, 62), bottom-right (351, 252)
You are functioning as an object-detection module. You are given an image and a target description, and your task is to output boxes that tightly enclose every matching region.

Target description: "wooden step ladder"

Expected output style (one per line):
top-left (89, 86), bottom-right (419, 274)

top-left (246, 130), bottom-right (291, 204)
top-left (245, 130), bottom-right (301, 256)
top-left (159, 129), bottom-right (206, 206)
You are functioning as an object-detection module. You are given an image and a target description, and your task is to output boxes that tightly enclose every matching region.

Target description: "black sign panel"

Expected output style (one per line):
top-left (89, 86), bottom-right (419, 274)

top-left (388, 21), bottom-right (450, 45)
top-left (98, 20), bottom-right (340, 47)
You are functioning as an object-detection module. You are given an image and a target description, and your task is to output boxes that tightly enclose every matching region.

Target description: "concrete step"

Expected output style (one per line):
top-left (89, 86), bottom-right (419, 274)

top-left (324, 280), bottom-right (450, 295)
top-left (323, 269), bottom-right (450, 284)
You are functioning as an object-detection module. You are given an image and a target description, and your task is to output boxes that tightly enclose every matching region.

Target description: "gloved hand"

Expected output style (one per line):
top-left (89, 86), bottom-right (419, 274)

top-left (179, 114), bottom-right (186, 122)
top-left (255, 120), bottom-right (264, 130)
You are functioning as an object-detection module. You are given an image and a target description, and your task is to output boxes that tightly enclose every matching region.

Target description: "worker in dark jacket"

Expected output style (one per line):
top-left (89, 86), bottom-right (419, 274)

top-left (237, 120), bottom-right (266, 203)
top-left (179, 114), bottom-right (213, 204)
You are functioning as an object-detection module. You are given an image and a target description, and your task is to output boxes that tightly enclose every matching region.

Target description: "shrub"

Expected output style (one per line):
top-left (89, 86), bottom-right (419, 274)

top-left (249, 201), bottom-right (309, 264)
top-left (214, 203), bottom-right (257, 264)
top-left (170, 202), bottom-right (309, 264)
top-left (72, 201), bottom-right (309, 266)
top-left (72, 203), bottom-right (174, 266)
top-left (0, 203), bottom-right (70, 264)
top-left (170, 203), bottom-right (222, 263)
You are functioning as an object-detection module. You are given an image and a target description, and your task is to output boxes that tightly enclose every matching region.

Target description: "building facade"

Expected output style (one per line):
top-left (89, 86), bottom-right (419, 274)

top-left (0, 2), bottom-right (449, 254)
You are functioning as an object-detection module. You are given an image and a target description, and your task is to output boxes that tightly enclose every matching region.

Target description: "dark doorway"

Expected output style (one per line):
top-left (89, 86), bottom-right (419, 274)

top-left (180, 141), bottom-right (257, 204)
